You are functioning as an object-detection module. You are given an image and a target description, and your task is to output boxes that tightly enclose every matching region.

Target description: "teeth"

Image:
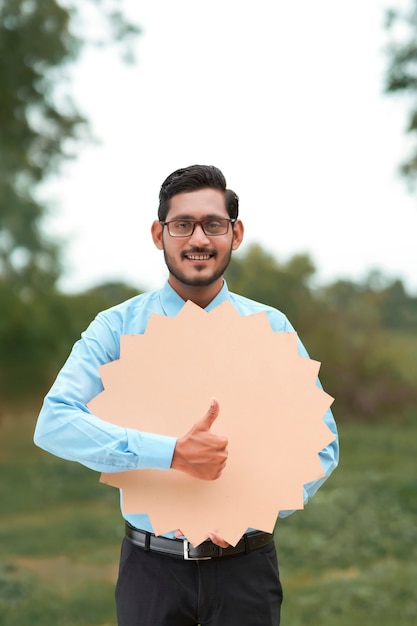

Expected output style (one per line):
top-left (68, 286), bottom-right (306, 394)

top-left (187, 255), bottom-right (210, 260)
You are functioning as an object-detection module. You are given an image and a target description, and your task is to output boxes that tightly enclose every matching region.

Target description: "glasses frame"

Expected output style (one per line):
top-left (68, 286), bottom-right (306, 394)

top-left (160, 218), bottom-right (236, 238)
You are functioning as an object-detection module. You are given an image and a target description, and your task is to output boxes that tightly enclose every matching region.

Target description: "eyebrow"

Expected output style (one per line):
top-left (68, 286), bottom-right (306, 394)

top-left (166, 214), bottom-right (228, 221)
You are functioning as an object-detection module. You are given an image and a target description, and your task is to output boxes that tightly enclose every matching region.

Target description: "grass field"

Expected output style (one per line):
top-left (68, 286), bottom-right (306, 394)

top-left (1, 412), bottom-right (416, 625)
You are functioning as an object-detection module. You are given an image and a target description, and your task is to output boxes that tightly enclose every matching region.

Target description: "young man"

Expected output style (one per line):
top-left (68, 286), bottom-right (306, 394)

top-left (34, 164), bottom-right (339, 626)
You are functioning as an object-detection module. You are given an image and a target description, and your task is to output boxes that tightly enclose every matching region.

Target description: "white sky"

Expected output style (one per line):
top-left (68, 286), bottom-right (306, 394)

top-left (43, 0), bottom-right (417, 295)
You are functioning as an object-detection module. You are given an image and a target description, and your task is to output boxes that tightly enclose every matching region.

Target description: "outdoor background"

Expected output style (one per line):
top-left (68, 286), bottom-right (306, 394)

top-left (1, 1), bottom-right (417, 625)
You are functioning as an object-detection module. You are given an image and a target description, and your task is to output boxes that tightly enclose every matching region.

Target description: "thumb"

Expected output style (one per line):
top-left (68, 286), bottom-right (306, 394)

top-left (199, 397), bottom-right (219, 430)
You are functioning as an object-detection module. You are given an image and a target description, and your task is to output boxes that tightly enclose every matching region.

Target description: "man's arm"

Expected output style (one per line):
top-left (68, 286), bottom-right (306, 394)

top-left (34, 315), bottom-right (177, 473)
top-left (34, 317), bottom-right (229, 477)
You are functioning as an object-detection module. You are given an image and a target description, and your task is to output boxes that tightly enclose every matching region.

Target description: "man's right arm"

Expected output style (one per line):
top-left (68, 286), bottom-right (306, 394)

top-left (34, 316), bottom-right (177, 474)
top-left (34, 317), bottom-right (228, 478)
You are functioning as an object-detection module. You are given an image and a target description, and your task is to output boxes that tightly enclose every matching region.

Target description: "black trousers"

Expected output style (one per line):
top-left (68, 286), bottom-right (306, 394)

top-left (116, 537), bottom-right (282, 626)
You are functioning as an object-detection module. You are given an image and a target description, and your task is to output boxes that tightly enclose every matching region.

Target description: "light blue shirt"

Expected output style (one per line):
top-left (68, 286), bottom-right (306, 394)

top-left (34, 280), bottom-right (339, 536)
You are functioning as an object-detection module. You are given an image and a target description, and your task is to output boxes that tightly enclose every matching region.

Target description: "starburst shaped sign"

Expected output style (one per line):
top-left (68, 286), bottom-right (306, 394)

top-left (88, 300), bottom-right (335, 547)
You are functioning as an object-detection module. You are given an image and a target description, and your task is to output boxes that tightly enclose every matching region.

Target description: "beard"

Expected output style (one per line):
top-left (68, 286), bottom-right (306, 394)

top-left (163, 246), bottom-right (233, 287)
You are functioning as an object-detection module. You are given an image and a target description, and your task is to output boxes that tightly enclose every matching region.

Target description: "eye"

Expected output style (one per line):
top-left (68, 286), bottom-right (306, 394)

top-left (172, 221), bottom-right (192, 232)
top-left (204, 219), bottom-right (226, 233)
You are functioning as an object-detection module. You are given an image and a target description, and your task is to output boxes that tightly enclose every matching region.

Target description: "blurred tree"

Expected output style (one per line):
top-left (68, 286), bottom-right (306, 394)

top-left (57, 280), bottom-right (141, 348)
top-left (0, 0), bottom-right (139, 403)
top-left (313, 277), bottom-right (417, 421)
top-left (0, 278), bottom-right (140, 402)
top-left (385, 0), bottom-right (417, 189)
top-left (226, 244), bottom-right (318, 327)
top-left (374, 277), bottom-right (417, 329)
top-left (0, 0), bottom-right (139, 296)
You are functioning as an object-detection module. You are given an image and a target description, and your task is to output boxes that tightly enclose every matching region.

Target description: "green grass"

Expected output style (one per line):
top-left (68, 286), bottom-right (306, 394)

top-left (277, 420), bottom-right (417, 625)
top-left (1, 412), bottom-right (416, 625)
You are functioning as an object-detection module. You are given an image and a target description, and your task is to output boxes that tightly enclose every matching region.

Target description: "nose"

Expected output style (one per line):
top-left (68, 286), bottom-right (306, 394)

top-left (188, 222), bottom-right (210, 246)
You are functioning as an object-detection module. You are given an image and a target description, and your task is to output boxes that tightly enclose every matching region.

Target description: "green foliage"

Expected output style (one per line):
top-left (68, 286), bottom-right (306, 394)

top-left (311, 277), bottom-right (417, 421)
top-left (0, 1), bottom-right (140, 406)
top-left (0, 280), bottom-right (140, 402)
top-left (226, 244), bottom-right (317, 327)
top-left (375, 277), bottom-right (417, 329)
top-left (1, 413), bottom-right (416, 625)
top-left (0, 0), bottom-right (140, 294)
top-left (385, 0), bottom-right (417, 186)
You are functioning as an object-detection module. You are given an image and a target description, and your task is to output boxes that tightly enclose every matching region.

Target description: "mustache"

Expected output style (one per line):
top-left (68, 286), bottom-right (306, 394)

top-left (181, 248), bottom-right (217, 258)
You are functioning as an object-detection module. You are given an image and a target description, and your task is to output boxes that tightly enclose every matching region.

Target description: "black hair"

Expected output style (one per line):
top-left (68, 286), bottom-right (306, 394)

top-left (158, 164), bottom-right (239, 221)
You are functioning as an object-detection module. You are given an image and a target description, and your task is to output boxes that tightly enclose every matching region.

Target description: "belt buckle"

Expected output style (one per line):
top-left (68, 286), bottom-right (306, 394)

top-left (183, 540), bottom-right (212, 560)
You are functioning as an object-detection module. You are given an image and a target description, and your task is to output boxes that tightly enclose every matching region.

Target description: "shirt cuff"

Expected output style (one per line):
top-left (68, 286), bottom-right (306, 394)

top-left (127, 429), bottom-right (177, 470)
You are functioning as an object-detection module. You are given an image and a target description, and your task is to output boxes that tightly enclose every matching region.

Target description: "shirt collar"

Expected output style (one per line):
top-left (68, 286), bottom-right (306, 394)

top-left (159, 280), bottom-right (231, 316)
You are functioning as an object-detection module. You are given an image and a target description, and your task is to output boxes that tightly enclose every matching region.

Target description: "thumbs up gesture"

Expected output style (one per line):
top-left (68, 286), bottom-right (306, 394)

top-left (171, 398), bottom-right (228, 480)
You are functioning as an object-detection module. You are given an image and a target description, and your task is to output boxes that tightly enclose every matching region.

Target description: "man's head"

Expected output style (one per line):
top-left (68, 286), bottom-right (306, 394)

top-left (152, 164), bottom-right (244, 308)
top-left (158, 164), bottom-right (239, 222)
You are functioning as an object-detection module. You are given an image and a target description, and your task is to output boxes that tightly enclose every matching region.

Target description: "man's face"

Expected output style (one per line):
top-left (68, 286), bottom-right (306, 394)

top-left (152, 188), bottom-right (243, 292)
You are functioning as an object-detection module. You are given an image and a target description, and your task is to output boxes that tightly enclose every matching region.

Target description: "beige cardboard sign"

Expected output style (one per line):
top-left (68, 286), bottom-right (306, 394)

top-left (88, 300), bottom-right (335, 547)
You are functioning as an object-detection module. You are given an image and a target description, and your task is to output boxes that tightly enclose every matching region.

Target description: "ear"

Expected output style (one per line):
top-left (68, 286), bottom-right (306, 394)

top-left (231, 219), bottom-right (244, 251)
top-left (151, 220), bottom-right (164, 250)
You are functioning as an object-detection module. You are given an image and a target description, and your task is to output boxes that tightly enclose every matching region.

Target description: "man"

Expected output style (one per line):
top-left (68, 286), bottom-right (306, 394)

top-left (34, 164), bottom-right (339, 625)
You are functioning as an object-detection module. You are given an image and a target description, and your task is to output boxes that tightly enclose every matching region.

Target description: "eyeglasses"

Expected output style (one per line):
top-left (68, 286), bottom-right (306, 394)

top-left (161, 218), bottom-right (236, 237)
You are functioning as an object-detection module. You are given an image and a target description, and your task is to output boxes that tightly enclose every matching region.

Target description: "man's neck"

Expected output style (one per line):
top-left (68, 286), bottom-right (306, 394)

top-left (168, 277), bottom-right (224, 309)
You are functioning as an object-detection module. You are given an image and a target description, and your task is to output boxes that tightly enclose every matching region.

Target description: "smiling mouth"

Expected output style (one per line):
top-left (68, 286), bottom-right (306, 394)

top-left (183, 250), bottom-right (216, 261)
top-left (186, 254), bottom-right (212, 261)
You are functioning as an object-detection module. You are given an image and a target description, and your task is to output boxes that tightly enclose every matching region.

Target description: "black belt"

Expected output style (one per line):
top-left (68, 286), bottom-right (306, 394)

top-left (125, 523), bottom-right (273, 560)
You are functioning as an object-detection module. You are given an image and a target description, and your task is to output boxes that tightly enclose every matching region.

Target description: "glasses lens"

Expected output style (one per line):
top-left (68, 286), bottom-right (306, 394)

top-left (167, 219), bottom-right (230, 236)
top-left (203, 219), bottom-right (229, 235)
top-left (168, 221), bottom-right (194, 236)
